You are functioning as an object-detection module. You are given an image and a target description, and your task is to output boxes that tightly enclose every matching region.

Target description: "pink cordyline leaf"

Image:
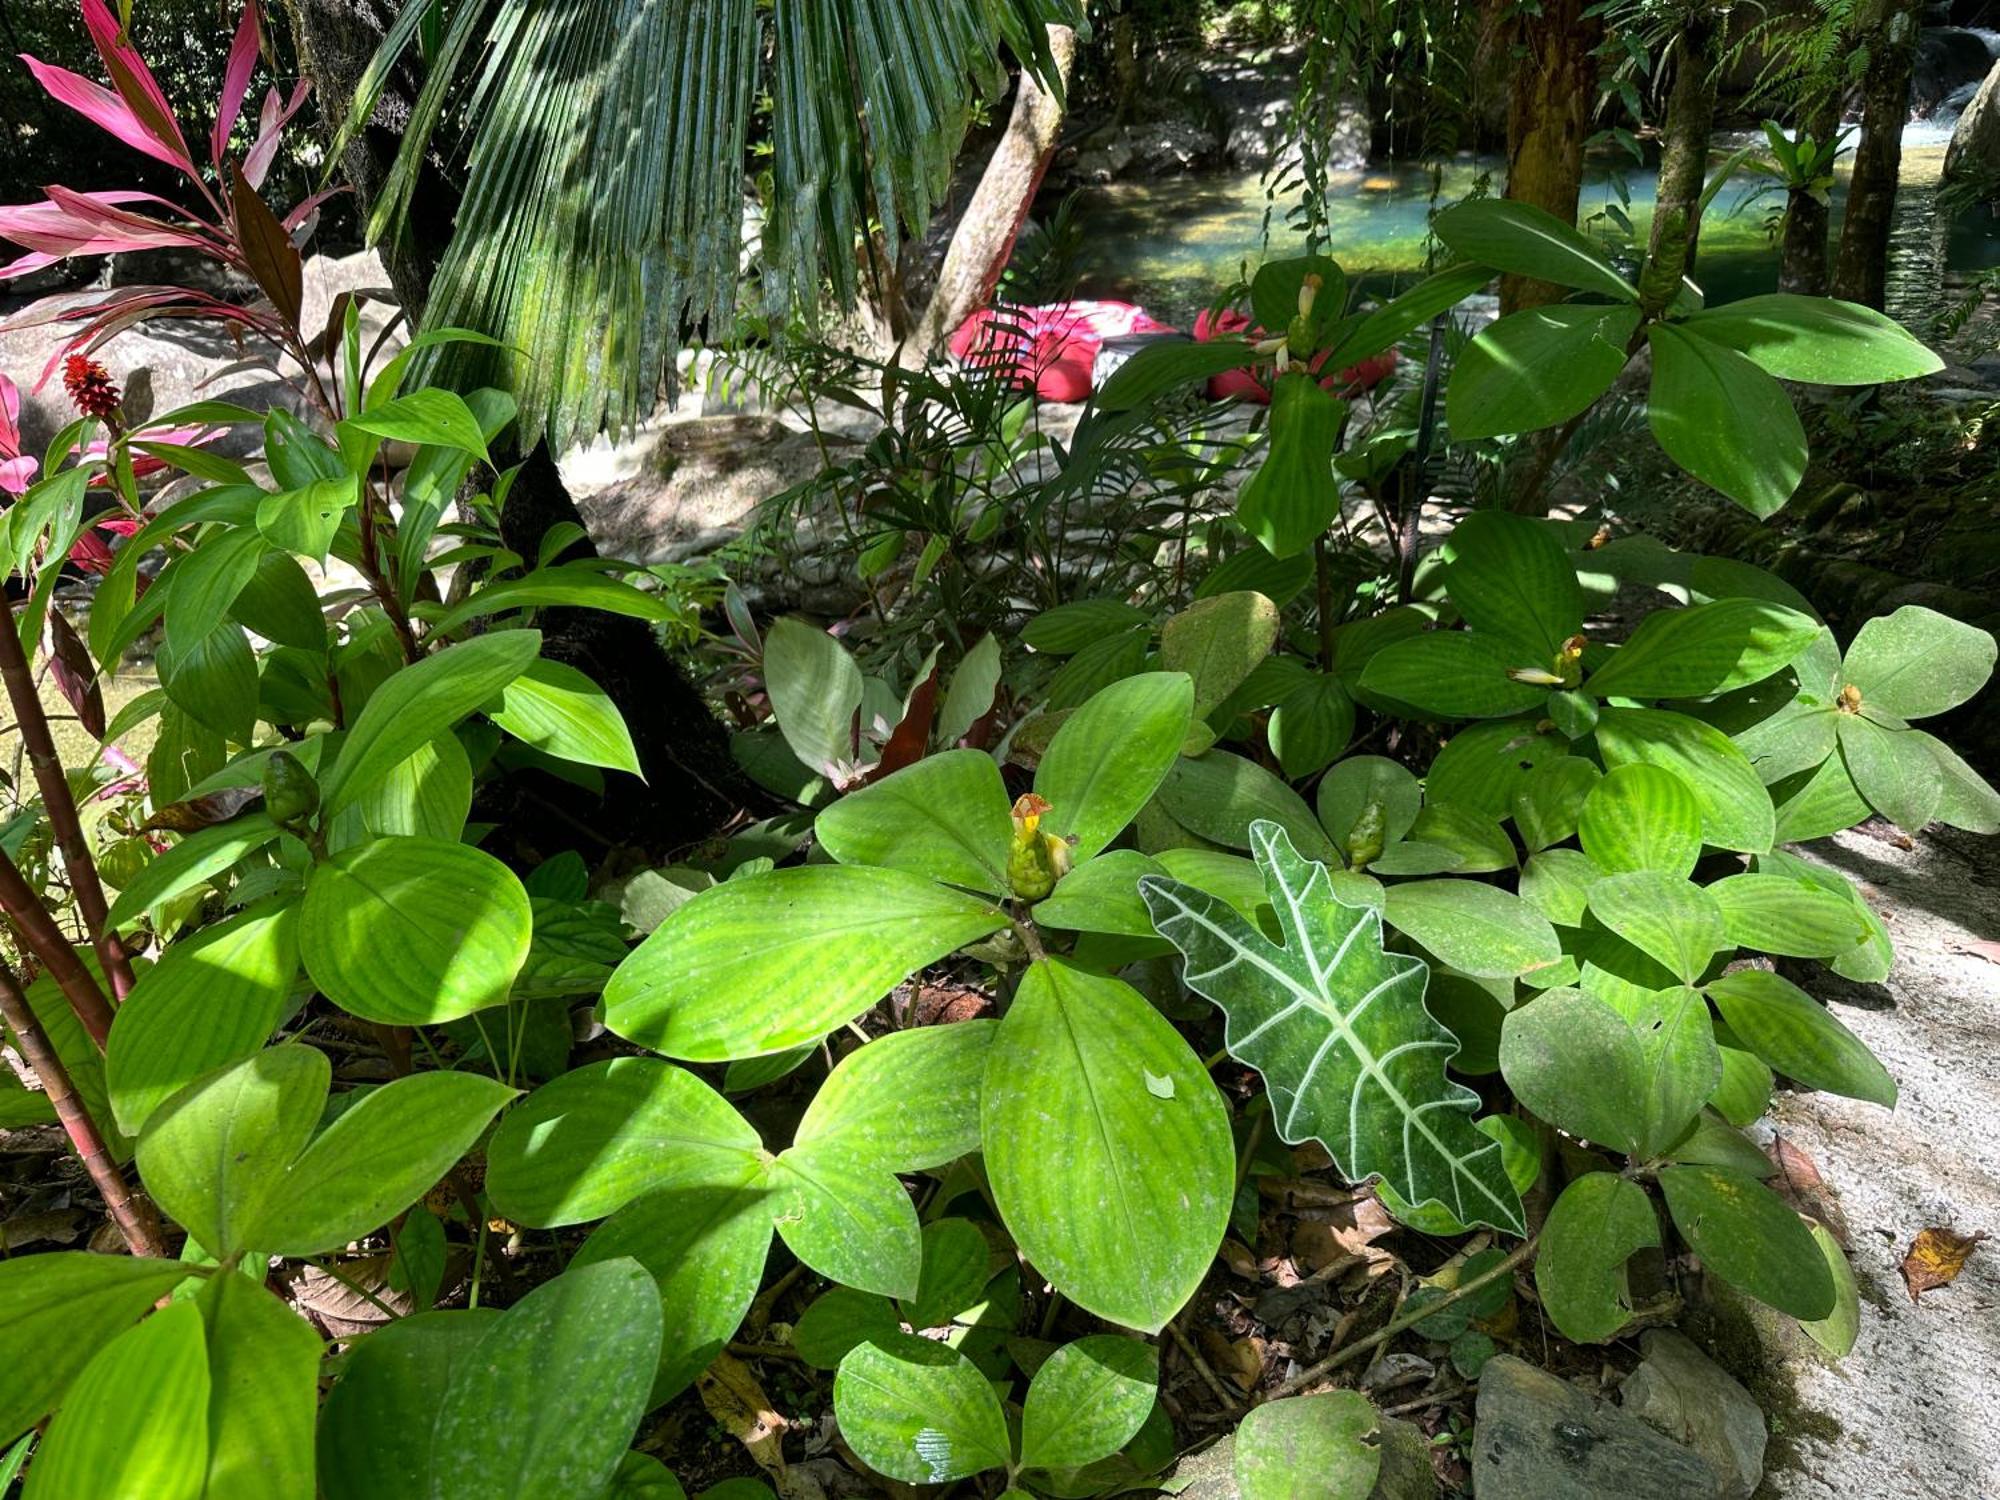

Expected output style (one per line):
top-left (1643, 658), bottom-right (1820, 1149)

top-left (17, 54), bottom-right (192, 175)
top-left (80, 0), bottom-right (195, 176)
top-left (213, 1), bottom-right (263, 169)
top-left (243, 80), bottom-right (309, 189)
top-left (0, 371), bottom-right (38, 493)
top-left (0, 249), bottom-right (63, 282)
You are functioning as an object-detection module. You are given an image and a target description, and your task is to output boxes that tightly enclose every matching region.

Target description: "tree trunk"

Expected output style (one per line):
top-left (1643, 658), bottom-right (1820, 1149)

top-left (1834, 0), bottom-right (1921, 308)
top-left (1500, 0), bottom-right (1602, 314)
top-left (1647, 8), bottom-right (1721, 283)
top-left (903, 25), bottom-right (1077, 365)
top-left (1778, 96), bottom-right (1841, 294)
top-left (283, 0), bottom-right (757, 853)
top-left (1111, 13), bottom-right (1140, 126)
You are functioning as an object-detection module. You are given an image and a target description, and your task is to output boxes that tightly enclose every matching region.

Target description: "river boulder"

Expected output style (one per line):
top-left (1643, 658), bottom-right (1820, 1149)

top-left (1944, 56), bottom-right (2000, 191)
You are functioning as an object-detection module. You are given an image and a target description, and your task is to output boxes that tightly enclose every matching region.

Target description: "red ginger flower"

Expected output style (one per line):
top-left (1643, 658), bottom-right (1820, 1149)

top-left (62, 355), bottom-right (121, 419)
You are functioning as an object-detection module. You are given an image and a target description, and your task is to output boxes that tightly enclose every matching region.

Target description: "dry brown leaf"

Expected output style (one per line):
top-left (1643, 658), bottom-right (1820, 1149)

top-left (1218, 1238), bottom-right (1262, 1281)
top-left (699, 1351), bottom-right (790, 1483)
top-left (1196, 1326), bottom-right (1264, 1390)
top-left (1766, 1134), bottom-right (1850, 1248)
top-left (1900, 1226), bottom-right (1985, 1302)
top-left (0, 1208), bottom-right (84, 1250)
top-left (288, 1255), bottom-right (413, 1338)
top-left (1948, 938), bottom-right (2000, 965)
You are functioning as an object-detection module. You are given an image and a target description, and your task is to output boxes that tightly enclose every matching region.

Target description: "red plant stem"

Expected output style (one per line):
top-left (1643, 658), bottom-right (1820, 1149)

top-left (0, 598), bottom-right (136, 1000)
top-left (0, 959), bottom-right (162, 1256)
top-left (0, 849), bottom-right (117, 1050)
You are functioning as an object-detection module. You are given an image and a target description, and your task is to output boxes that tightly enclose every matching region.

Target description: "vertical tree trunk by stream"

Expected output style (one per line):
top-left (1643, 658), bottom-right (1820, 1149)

top-left (1647, 6), bottom-right (1721, 279)
top-left (282, 0), bottom-right (757, 852)
top-left (904, 26), bottom-right (1078, 364)
top-left (1499, 0), bottom-right (1602, 314)
top-left (1779, 95), bottom-right (1842, 294)
top-left (1835, 0), bottom-right (1922, 309)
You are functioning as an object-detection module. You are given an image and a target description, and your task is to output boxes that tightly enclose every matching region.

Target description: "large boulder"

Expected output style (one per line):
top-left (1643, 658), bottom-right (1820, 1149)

top-left (1944, 56), bottom-right (2000, 190)
top-left (1472, 1355), bottom-right (1723, 1500)
top-left (1619, 1330), bottom-right (1767, 1500)
top-left (1913, 28), bottom-right (2000, 118)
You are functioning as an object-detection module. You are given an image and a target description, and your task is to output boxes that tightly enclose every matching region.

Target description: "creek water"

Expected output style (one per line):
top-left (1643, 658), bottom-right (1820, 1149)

top-left (1062, 133), bottom-right (2000, 327)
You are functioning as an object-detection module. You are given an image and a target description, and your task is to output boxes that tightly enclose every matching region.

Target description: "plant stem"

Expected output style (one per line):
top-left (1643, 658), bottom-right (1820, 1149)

top-left (0, 958), bottom-right (161, 1255)
top-left (1259, 1232), bottom-right (1539, 1402)
top-left (0, 849), bottom-right (116, 1049)
top-left (0, 600), bottom-right (133, 1001)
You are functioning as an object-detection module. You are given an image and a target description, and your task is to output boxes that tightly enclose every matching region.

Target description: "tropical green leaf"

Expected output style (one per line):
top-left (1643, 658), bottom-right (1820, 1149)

top-left (1684, 295), bottom-right (1944, 384)
top-left (1800, 1223), bottom-right (1861, 1358)
top-left (492, 658), bottom-right (642, 774)
top-left (1237, 373), bottom-right (1344, 558)
top-left (1381, 879), bottom-right (1562, 980)
top-left (1359, 631), bottom-right (1550, 719)
top-left (318, 1311), bottom-right (501, 1500)
top-left (1709, 873), bottom-right (1871, 958)
top-left (1586, 871), bottom-right (1727, 984)
top-left (1657, 1166), bottom-right (1834, 1319)
top-left (194, 1272), bottom-right (321, 1500)
top-left (1596, 707), bottom-right (1775, 852)
top-left (1836, 714), bottom-right (1941, 832)
top-left (603, 866), bottom-right (1004, 1060)
top-left (1646, 324), bottom-right (1806, 517)
top-left (24, 1301), bottom-right (209, 1500)
top-left (427, 569), bottom-right (677, 637)
top-left (1444, 511), bottom-right (1584, 661)
top-left (1430, 198), bottom-right (1638, 301)
top-left (1036, 673), bottom-right (1194, 861)
top-left (1578, 763), bottom-right (1703, 877)
top-left (1267, 670), bottom-right (1356, 777)
top-left (1018, 1336), bottom-right (1159, 1473)
top-left (761, 617), bottom-right (864, 780)
top-left (1157, 749), bottom-right (1339, 863)
top-left (1585, 599), bottom-right (1821, 699)
top-left (1917, 729), bottom-right (2000, 834)
top-left (1534, 1172), bottom-right (1660, 1343)
top-left (1841, 605), bottom-right (1996, 720)
top-left (1511, 757), bottom-right (1600, 853)
top-left (1448, 304), bottom-right (1638, 439)
top-left (982, 959), bottom-right (1233, 1331)
top-left (1160, 591), bottom-right (1280, 717)
top-left (1316, 754), bottom-right (1422, 850)
top-left (1141, 822), bottom-right (1525, 1235)
top-left (1032, 850), bottom-right (1169, 937)
top-left (1705, 970), bottom-right (1894, 1106)
top-left (814, 750), bottom-right (1013, 897)
top-left (834, 1336), bottom-right (1011, 1485)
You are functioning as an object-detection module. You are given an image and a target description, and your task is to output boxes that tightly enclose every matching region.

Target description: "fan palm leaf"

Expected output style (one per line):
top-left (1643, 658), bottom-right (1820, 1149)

top-left (349, 0), bottom-right (1080, 450)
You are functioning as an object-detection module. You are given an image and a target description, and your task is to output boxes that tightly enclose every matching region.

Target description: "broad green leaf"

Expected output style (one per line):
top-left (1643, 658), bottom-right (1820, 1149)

top-left (1424, 718), bottom-right (1568, 817)
top-left (835, 1336), bottom-right (1011, 1485)
top-left (1158, 749), bottom-right (1339, 864)
top-left (1431, 198), bottom-right (1638, 302)
top-left (1381, 879), bottom-right (1562, 980)
top-left (1033, 850), bottom-right (1170, 937)
top-left (137, 1046), bottom-right (328, 1258)
top-left (1358, 631), bottom-right (1550, 719)
top-left (1316, 755), bottom-right (1422, 850)
top-left (1646, 324), bottom-right (1806, 517)
top-left (1252, 254), bottom-right (1345, 337)
top-left (1518, 848), bottom-right (1603, 927)
top-left (163, 526), bottom-right (264, 649)
top-left (1322, 261), bottom-right (1499, 369)
top-left (793, 1289), bottom-right (902, 1370)
top-left (1237, 373), bottom-right (1344, 558)
top-left (1035, 672), bottom-right (1194, 861)
top-left (1409, 803), bottom-right (1517, 873)
top-left (762, 617), bottom-right (864, 779)
top-left (1141, 823), bottom-right (1525, 1235)
top-left (1705, 970), bottom-right (1894, 1106)
top-left (233, 547), bottom-right (326, 650)
top-left (0, 1253), bottom-right (192, 1444)
top-left (257, 477), bottom-right (354, 564)
top-left (318, 1311), bottom-right (501, 1500)
top-left (487, 1057), bottom-right (762, 1226)
top-left (325, 733), bottom-right (474, 853)
top-left (1534, 1172), bottom-right (1660, 1343)
top-left (1268, 671), bottom-right (1355, 777)
top-left (1160, 591), bottom-right (1280, 716)
top-left (241, 1069), bottom-right (516, 1256)
top-left (340, 388), bottom-right (492, 462)
top-left (1375, 1114), bottom-right (1540, 1234)
top-left (1019, 1334), bottom-right (1159, 1473)
top-left (195, 1272), bottom-right (321, 1500)
top-left (301, 836), bottom-right (533, 1024)
top-left (1658, 1166), bottom-right (1834, 1319)
top-left (1800, 1223), bottom-right (1861, 1358)
top-left (1587, 871), bottom-right (1727, 984)
top-left (982, 959), bottom-right (1233, 1332)
top-left (431, 1259), bottom-right (663, 1500)
top-left (492, 658), bottom-right (641, 774)
top-left (1511, 757), bottom-right (1600, 853)
top-left (1596, 707), bottom-right (1774, 853)
top-left (1444, 511), bottom-right (1584, 661)
top-left (764, 1146), bottom-right (921, 1299)
top-left (158, 620), bottom-right (258, 743)
top-left (426, 569), bottom-right (677, 636)
top-left (905, 1219), bottom-right (995, 1330)
top-left (106, 901), bottom-right (300, 1135)
top-left (1665, 1110), bottom-right (1779, 1176)
top-left (1841, 605), bottom-right (1996, 720)
top-left (1918, 729), bottom-right (2000, 834)
top-left (572, 1171), bottom-right (773, 1405)
top-left (1448, 304), bottom-right (1638, 439)
top-left (319, 630), bottom-right (541, 817)
top-left (25, 1301), bottom-right (209, 1500)
top-left (1094, 338), bottom-right (1263, 412)
top-left (1021, 600), bottom-right (1152, 654)
top-left (1578, 763), bottom-right (1703, 877)
top-left (936, 633), bottom-right (1002, 745)
top-left (1772, 753), bottom-right (1873, 843)
top-left (1232, 1391), bottom-right (1382, 1500)
top-left (1711, 1041), bottom-right (1776, 1126)
top-left (1685, 295), bottom-right (1943, 385)
top-left (1836, 713), bottom-right (1940, 832)
top-left (604, 866), bottom-right (1004, 1060)
top-left (1500, 985), bottom-right (1718, 1157)
top-left (1586, 599), bottom-right (1821, 699)
top-left (1709, 873), bottom-right (1871, 958)
top-left (794, 1020), bottom-right (995, 1171)
top-left (814, 750), bottom-right (1013, 897)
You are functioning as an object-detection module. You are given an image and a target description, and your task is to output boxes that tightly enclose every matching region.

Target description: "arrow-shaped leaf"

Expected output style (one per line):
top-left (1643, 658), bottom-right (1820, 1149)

top-left (1139, 820), bottom-right (1525, 1235)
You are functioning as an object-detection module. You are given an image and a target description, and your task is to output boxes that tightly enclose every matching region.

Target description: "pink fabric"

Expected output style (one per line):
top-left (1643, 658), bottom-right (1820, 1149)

top-left (950, 300), bottom-right (1177, 403)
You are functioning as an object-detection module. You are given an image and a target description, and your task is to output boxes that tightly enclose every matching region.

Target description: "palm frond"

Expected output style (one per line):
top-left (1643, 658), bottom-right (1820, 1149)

top-left (363, 0), bottom-right (1081, 451)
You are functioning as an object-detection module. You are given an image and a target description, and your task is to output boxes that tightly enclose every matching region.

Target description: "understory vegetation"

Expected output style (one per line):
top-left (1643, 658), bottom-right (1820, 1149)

top-left (0, 0), bottom-right (1994, 1496)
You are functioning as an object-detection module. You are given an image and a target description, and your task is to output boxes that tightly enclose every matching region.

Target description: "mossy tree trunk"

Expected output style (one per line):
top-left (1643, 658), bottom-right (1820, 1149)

top-left (1500, 0), bottom-right (1603, 313)
top-left (1779, 95), bottom-right (1841, 295)
top-left (1834, 0), bottom-right (1922, 309)
top-left (1646, 5), bottom-right (1722, 281)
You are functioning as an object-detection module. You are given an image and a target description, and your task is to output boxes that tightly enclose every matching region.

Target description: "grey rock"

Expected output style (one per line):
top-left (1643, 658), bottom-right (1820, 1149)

top-left (1472, 1355), bottom-right (1723, 1500)
top-left (1620, 1330), bottom-right (1766, 1500)
top-left (1945, 57), bottom-right (2000, 189)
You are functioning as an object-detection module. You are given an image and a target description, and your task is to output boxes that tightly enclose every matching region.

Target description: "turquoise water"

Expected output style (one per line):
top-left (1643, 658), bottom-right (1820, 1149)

top-left (1064, 138), bottom-right (2000, 324)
